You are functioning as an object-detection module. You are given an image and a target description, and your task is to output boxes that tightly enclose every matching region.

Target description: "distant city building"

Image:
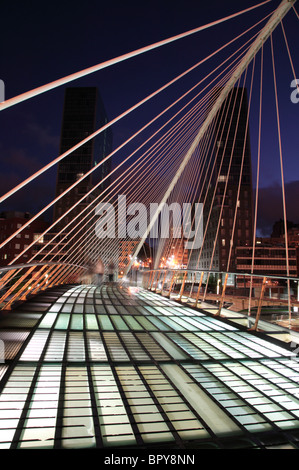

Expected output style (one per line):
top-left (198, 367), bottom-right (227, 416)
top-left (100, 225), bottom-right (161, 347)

top-left (236, 222), bottom-right (299, 278)
top-left (235, 243), bottom-right (298, 277)
top-left (161, 234), bottom-right (189, 269)
top-left (0, 211), bottom-right (49, 266)
top-left (118, 240), bottom-right (152, 277)
top-left (53, 87), bottom-right (113, 264)
top-left (118, 240), bottom-right (141, 275)
top-left (188, 87), bottom-right (253, 275)
top-left (271, 219), bottom-right (299, 239)
top-left (31, 232), bottom-right (69, 263)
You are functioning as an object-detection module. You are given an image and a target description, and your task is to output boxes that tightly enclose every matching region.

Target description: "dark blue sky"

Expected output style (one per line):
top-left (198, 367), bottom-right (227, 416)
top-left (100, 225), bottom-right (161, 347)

top-left (0, 0), bottom-right (298, 235)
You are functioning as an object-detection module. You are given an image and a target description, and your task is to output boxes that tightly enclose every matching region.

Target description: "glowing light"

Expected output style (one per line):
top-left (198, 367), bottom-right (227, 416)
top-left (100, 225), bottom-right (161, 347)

top-left (129, 286), bottom-right (139, 295)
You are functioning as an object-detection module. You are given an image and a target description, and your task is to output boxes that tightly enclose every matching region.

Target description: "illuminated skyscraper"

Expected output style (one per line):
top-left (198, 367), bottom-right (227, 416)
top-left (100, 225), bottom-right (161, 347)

top-left (54, 87), bottom-right (112, 222)
top-left (188, 87), bottom-right (253, 275)
top-left (53, 87), bottom-right (112, 248)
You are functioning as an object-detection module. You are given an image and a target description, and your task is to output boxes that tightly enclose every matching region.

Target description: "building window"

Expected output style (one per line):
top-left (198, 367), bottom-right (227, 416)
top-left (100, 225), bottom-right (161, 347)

top-left (218, 175), bottom-right (227, 182)
top-left (15, 243), bottom-right (20, 249)
top-left (34, 234), bottom-right (44, 244)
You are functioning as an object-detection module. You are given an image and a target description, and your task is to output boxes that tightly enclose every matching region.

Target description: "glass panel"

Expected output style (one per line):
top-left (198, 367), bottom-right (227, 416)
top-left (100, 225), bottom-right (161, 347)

top-left (62, 367), bottom-right (95, 449)
top-left (0, 366), bottom-right (35, 447)
top-left (136, 333), bottom-right (170, 361)
top-left (116, 366), bottom-right (174, 444)
top-left (92, 365), bottom-right (136, 447)
top-left (97, 315), bottom-right (114, 331)
top-left (162, 364), bottom-right (242, 437)
top-left (137, 316), bottom-right (156, 330)
top-left (19, 331), bottom-right (50, 361)
top-left (18, 365), bottom-right (62, 449)
top-left (67, 333), bottom-right (86, 362)
top-left (110, 316), bottom-right (129, 330)
top-left (85, 314), bottom-right (98, 330)
top-left (119, 332), bottom-right (149, 361)
top-left (123, 315), bottom-right (143, 330)
top-left (44, 332), bottom-right (66, 361)
top-left (151, 332), bottom-right (188, 360)
top-left (55, 313), bottom-right (70, 330)
top-left (38, 313), bottom-right (58, 329)
top-left (181, 317), bottom-right (211, 331)
top-left (73, 304), bottom-right (84, 314)
top-left (146, 316), bottom-right (170, 331)
top-left (61, 304), bottom-right (73, 313)
top-left (169, 317), bottom-right (198, 330)
top-left (157, 317), bottom-right (182, 331)
top-left (103, 333), bottom-right (129, 361)
top-left (70, 315), bottom-right (84, 330)
top-left (87, 332), bottom-right (107, 361)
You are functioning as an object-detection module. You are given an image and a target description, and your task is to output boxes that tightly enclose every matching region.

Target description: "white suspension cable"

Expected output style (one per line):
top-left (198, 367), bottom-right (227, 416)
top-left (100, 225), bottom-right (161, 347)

top-left (0, 0), bottom-right (272, 112)
top-left (125, 0), bottom-right (296, 275)
top-left (0, 12), bottom-right (270, 205)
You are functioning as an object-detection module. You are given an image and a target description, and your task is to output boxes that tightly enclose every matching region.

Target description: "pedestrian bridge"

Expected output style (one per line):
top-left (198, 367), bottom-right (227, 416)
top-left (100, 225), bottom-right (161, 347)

top-left (1, 282), bottom-right (299, 449)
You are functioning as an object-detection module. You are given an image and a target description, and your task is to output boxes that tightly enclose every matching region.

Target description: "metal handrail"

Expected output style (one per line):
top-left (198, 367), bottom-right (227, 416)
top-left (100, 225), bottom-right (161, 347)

top-left (0, 261), bottom-right (87, 310)
top-left (140, 268), bottom-right (299, 332)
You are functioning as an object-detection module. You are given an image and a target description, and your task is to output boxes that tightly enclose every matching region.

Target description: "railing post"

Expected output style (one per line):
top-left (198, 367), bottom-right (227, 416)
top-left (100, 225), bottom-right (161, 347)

top-left (203, 272), bottom-right (210, 302)
top-left (194, 271), bottom-right (204, 307)
top-left (168, 271), bottom-right (176, 297)
top-left (150, 270), bottom-right (156, 290)
top-left (249, 276), bottom-right (267, 331)
top-left (216, 272), bottom-right (228, 316)
top-left (146, 270), bottom-right (153, 289)
top-left (42, 264), bottom-right (63, 289)
top-left (19, 265), bottom-right (49, 300)
top-left (0, 266), bottom-right (37, 309)
top-left (179, 270), bottom-right (188, 301)
top-left (154, 270), bottom-right (161, 292)
top-left (30, 265), bottom-right (57, 294)
top-left (0, 269), bottom-right (18, 290)
top-left (189, 272), bottom-right (195, 298)
top-left (51, 264), bottom-right (76, 287)
top-left (160, 270), bottom-right (168, 294)
top-left (46, 263), bottom-right (68, 288)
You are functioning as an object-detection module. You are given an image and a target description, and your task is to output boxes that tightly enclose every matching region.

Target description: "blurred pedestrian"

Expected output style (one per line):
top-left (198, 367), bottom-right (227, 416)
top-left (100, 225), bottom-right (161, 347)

top-left (94, 257), bottom-right (105, 285)
top-left (108, 261), bottom-right (115, 282)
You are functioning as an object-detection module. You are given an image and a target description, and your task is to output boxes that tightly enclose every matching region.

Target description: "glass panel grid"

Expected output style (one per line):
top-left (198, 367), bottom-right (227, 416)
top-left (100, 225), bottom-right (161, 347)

top-left (1, 284), bottom-right (299, 449)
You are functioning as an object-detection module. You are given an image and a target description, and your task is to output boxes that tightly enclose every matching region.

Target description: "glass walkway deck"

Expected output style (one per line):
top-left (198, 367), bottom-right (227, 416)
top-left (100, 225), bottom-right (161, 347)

top-left (0, 283), bottom-right (299, 450)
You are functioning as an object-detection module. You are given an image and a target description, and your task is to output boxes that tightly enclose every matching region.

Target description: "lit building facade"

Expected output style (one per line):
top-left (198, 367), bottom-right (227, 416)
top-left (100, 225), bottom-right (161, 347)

top-left (188, 87), bottom-right (253, 274)
top-left (53, 87), bottom-right (112, 258)
top-left (236, 233), bottom-right (299, 278)
top-left (0, 211), bottom-right (49, 266)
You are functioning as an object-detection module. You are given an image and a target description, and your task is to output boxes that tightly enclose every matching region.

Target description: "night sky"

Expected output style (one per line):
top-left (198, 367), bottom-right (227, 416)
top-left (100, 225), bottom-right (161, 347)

top-left (0, 0), bottom-right (298, 236)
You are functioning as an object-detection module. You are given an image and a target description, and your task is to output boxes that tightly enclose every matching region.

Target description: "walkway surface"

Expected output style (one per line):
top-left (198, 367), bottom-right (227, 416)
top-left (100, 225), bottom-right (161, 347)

top-left (0, 283), bottom-right (299, 449)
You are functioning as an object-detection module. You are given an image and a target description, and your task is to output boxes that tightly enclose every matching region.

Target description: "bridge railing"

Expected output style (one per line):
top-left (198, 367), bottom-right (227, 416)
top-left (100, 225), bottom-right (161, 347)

top-left (0, 262), bottom-right (86, 311)
top-left (141, 268), bottom-right (299, 332)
